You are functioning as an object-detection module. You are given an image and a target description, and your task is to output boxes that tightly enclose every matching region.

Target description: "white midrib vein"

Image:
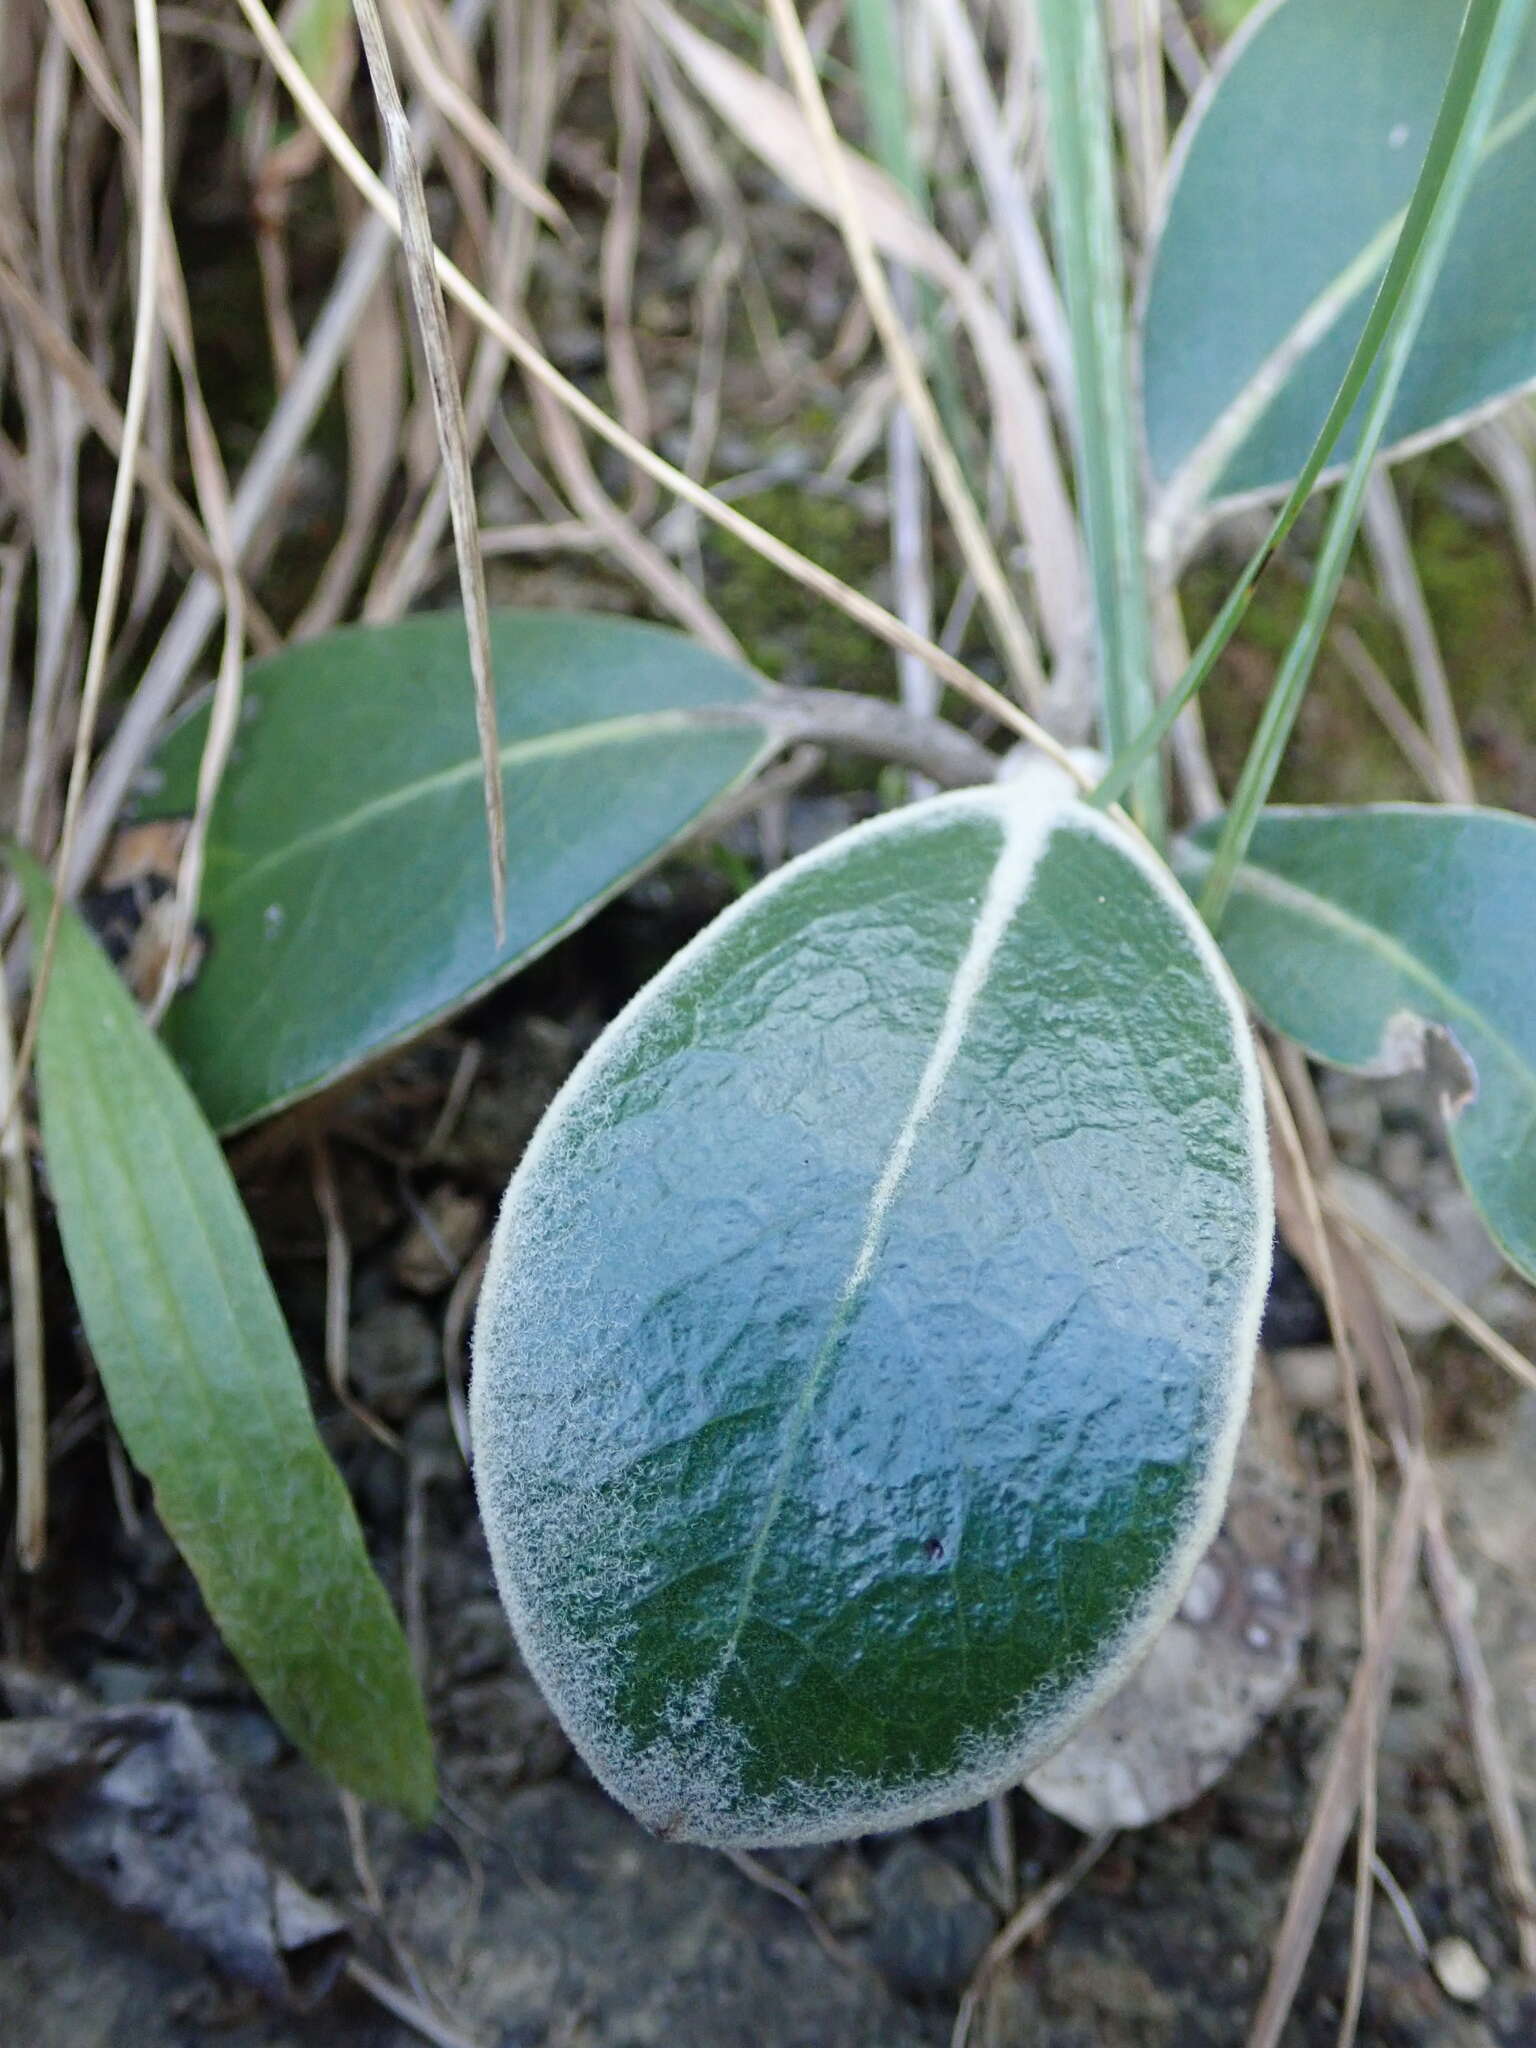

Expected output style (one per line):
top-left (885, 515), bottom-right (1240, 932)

top-left (719, 791), bottom-right (1061, 1662)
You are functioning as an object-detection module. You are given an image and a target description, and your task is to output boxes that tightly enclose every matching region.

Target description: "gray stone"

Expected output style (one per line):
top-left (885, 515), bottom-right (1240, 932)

top-left (348, 1301), bottom-right (440, 1421)
top-left (867, 1839), bottom-right (995, 2000)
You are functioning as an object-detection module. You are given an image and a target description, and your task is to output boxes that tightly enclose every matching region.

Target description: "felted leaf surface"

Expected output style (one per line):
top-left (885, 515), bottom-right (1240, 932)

top-left (1142, 0), bottom-right (1536, 514)
top-left (137, 610), bottom-right (773, 1131)
top-left (471, 768), bottom-right (1271, 1848)
top-left (1180, 804), bottom-right (1536, 1286)
top-left (1024, 1358), bottom-right (1316, 1830)
top-left (17, 859), bottom-right (434, 1819)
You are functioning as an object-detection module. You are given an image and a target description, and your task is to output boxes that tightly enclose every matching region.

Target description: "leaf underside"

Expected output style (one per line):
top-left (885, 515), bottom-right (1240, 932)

top-left (1142, 0), bottom-right (1536, 508)
top-left (1181, 804), bottom-right (1536, 1286)
top-left (18, 859), bottom-right (435, 1818)
top-left (138, 610), bottom-right (773, 1132)
top-left (472, 773), bottom-right (1271, 1847)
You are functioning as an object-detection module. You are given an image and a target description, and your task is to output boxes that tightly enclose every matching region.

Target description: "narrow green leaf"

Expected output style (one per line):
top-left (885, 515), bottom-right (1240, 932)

top-left (289, 0), bottom-right (354, 83)
top-left (16, 856), bottom-right (435, 1818)
top-left (1180, 805), bottom-right (1536, 1287)
top-left (138, 610), bottom-right (774, 1132)
top-left (471, 766), bottom-right (1271, 1847)
top-left (1143, 0), bottom-right (1536, 518)
top-left (1036, 0), bottom-right (1162, 841)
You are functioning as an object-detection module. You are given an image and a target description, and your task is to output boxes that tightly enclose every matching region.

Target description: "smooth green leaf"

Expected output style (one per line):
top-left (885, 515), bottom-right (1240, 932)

top-left (138, 610), bottom-right (774, 1132)
top-left (471, 766), bottom-right (1271, 1847)
top-left (17, 857), bottom-right (435, 1818)
top-left (1179, 805), bottom-right (1536, 1285)
top-left (1143, 0), bottom-right (1536, 517)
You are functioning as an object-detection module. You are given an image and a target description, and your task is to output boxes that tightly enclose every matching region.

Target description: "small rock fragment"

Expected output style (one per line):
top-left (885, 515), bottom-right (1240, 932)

top-left (810, 1851), bottom-right (875, 1935)
top-left (868, 1840), bottom-right (994, 1999)
top-left (1431, 1935), bottom-right (1490, 2004)
top-left (1272, 1345), bottom-right (1340, 1414)
top-left (393, 1185), bottom-right (486, 1295)
top-left (350, 1300), bottom-right (441, 1420)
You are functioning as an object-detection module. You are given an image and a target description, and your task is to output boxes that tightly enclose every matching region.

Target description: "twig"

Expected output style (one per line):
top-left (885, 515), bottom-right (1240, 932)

top-left (1247, 1461), bottom-right (1430, 2048)
top-left (311, 1137), bottom-right (401, 1452)
top-left (1421, 1488), bottom-right (1536, 1971)
top-left (352, 0), bottom-right (507, 944)
top-left (442, 1236), bottom-right (488, 1466)
top-left (4, 0), bottom-right (165, 1136)
top-left (757, 684), bottom-right (999, 788)
top-left (1274, 1043), bottom-right (1536, 1982)
top-left (0, 253), bottom-right (276, 645)
top-left (760, 0), bottom-right (1044, 707)
top-left (985, 1793), bottom-right (1018, 1914)
top-left (1371, 1852), bottom-right (1430, 1961)
top-left (1467, 413), bottom-right (1536, 605)
top-left (345, 1957), bottom-right (490, 2048)
top-left (1330, 620), bottom-right (1454, 798)
top-left (1361, 470), bottom-right (1473, 802)
top-left (1260, 1050), bottom-right (1380, 2048)
top-left (1321, 1188), bottom-right (1536, 1398)
top-left (951, 1829), bottom-right (1115, 2048)
top-left (0, 975), bottom-right (44, 1566)
top-left (724, 1849), bottom-right (848, 1967)
top-left (63, 0), bottom-right (499, 903)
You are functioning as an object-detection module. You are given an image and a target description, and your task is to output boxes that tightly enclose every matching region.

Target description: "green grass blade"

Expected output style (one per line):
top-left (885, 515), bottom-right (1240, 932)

top-left (1199, 0), bottom-right (1535, 924)
top-left (1036, 0), bottom-right (1162, 842)
top-left (15, 854), bottom-right (435, 1819)
top-left (1092, 0), bottom-right (1533, 820)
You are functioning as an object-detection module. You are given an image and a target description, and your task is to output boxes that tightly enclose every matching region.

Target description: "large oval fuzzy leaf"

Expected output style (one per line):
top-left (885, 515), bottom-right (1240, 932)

top-left (1142, 0), bottom-right (1536, 516)
top-left (1180, 804), bottom-right (1536, 1286)
top-left (470, 767), bottom-right (1272, 1847)
top-left (137, 611), bottom-right (773, 1132)
top-left (17, 858), bottom-right (435, 1818)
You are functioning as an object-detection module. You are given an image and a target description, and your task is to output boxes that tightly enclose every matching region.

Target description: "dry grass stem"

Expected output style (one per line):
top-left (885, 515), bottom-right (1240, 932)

top-left (950, 1829), bottom-right (1116, 2048)
top-left (1361, 470), bottom-right (1474, 802)
top-left (765, 0), bottom-right (1048, 704)
top-left (352, 0), bottom-right (507, 942)
top-left (1247, 1461), bottom-right (1429, 2048)
top-left (1262, 1050), bottom-right (1380, 2048)
top-left (1321, 1188), bottom-right (1536, 1397)
top-left (230, 0), bottom-right (1084, 778)
top-left (7, 0), bottom-right (165, 1142)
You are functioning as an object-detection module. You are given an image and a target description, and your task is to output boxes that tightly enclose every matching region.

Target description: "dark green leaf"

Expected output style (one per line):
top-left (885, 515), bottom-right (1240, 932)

top-left (16, 856), bottom-right (435, 1818)
top-left (1142, 0), bottom-right (1536, 516)
top-left (471, 769), bottom-right (1271, 1846)
top-left (140, 611), bottom-right (773, 1131)
top-left (1180, 805), bottom-right (1536, 1284)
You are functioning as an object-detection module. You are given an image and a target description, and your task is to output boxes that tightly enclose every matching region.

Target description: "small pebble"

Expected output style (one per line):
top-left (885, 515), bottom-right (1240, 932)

top-left (1378, 1131), bottom-right (1425, 1197)
top-left (393, 1185), bottom-right (486, 1295)
top-left (1431, 1934), bottom-right (1491, 2004)
top-left (1272, 1345), bottom-right (1339, 1414)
